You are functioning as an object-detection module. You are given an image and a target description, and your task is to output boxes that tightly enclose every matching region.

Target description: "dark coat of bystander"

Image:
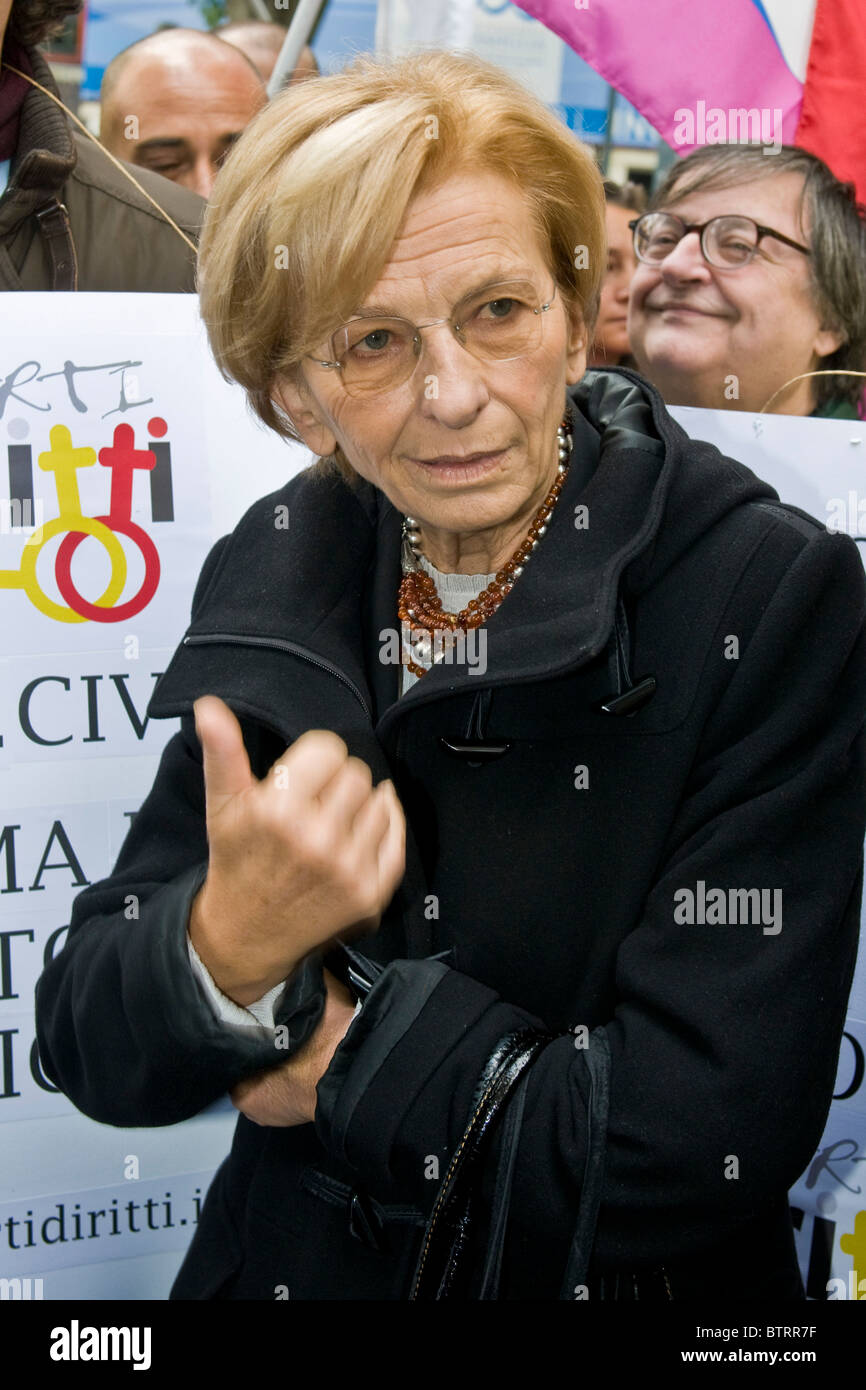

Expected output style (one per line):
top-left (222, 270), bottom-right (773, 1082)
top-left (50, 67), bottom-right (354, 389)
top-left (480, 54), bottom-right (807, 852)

top-left (0, 43), bottom-right (202, 290)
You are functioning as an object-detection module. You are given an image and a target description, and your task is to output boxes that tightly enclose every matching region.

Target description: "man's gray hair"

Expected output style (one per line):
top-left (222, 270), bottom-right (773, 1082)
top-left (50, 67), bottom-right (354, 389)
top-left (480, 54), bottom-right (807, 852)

top-left (649, 145), bottom-right (866, 410)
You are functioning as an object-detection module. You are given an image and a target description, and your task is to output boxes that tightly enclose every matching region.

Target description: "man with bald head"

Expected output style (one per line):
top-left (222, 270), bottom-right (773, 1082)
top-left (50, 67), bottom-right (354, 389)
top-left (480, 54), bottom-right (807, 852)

top-left (0, 0), bottom-right (202, 289)
top-left (218, 19), bottom-right (319, 87)
top-left (100, 28), bottom-right (266, 200)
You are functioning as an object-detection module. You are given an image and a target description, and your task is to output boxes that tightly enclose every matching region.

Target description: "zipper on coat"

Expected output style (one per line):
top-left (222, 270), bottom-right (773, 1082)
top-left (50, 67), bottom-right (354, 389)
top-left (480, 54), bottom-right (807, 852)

top-left (182, 631), bottom-right (373, 721)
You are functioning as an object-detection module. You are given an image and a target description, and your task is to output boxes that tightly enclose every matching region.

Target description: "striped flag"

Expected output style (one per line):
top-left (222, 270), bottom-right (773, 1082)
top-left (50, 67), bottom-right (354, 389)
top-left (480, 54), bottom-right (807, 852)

top-left (512, 0), bottom-right (866, 202)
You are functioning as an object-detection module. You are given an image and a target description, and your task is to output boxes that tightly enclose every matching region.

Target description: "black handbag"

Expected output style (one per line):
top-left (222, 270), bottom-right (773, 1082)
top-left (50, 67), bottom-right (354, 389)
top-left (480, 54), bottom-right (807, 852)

top-left (333, 943), bottom-right (659, 1301)
top-left (409, 1024), bottom-right (612, 1301)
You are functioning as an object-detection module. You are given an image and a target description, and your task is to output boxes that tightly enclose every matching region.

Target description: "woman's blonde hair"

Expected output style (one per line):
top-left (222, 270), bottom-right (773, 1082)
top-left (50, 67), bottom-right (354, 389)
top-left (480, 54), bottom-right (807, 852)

top-left (197, 47), bottom-right (606, 482)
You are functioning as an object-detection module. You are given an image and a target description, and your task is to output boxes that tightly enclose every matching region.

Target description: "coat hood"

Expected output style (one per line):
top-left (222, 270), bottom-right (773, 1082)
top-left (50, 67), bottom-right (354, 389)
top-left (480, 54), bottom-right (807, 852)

top-left (149, 367), bottom-right (781, 733)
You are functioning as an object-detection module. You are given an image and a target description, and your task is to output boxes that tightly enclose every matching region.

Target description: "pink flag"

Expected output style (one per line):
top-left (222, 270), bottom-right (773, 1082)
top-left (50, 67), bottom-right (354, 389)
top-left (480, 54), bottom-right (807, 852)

top-left (512, 0), bottom-right (804, 154)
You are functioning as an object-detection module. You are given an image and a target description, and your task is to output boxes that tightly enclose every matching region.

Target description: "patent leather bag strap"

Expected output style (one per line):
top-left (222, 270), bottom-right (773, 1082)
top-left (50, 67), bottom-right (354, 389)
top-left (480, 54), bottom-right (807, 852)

top-left (477, 1062), bottom-right (532, 1299)
top-left (409, 1029), bottom-right (550, 1300)
top-left (478, 1026), bottom-right (612, 1301)
top-left (559, 1026), bottom-right (611, 1299)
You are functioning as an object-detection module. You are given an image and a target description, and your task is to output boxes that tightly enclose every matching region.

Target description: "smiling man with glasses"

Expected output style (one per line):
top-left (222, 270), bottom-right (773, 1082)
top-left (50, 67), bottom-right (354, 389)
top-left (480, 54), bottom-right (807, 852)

top-left (627, 144), bottom-right (866, 417)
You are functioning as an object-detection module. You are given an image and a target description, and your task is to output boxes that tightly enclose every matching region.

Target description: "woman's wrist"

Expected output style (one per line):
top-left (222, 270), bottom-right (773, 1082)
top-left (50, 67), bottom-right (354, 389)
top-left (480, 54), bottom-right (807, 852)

top-left (188, 881), bottom-right (299, 1007)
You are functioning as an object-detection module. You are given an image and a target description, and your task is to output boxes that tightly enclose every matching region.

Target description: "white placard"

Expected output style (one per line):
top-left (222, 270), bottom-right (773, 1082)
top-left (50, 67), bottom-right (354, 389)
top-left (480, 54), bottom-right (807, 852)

top-left (0, 294), bottom-right (310, 1300)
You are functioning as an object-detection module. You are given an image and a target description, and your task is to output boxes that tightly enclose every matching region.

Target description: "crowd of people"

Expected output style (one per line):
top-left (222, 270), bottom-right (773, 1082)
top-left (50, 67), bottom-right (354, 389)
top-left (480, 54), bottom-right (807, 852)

top-left (0, 0), bottom-right (863, 418)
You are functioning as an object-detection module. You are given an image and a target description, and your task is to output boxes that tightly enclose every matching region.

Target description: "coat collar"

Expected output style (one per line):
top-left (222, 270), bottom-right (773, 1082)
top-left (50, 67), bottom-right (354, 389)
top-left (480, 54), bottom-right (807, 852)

top-left (149, 371), bottom-right (686, 739)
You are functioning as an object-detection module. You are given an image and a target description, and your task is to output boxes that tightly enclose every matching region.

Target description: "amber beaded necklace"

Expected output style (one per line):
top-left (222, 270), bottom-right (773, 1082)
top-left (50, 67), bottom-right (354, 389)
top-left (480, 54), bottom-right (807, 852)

top-left (398, 411), bottom-right (573, 678)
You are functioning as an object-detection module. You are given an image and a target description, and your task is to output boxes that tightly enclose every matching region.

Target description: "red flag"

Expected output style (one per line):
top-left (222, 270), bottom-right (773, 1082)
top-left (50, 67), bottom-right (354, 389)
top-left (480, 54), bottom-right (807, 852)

top-left (796, 0), bottom-right (866, 202)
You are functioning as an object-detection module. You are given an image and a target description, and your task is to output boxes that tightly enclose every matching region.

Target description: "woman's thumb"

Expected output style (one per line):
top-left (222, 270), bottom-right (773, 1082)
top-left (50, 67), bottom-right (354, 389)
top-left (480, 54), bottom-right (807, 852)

top-left (194, 695), bottom-right (254, 814)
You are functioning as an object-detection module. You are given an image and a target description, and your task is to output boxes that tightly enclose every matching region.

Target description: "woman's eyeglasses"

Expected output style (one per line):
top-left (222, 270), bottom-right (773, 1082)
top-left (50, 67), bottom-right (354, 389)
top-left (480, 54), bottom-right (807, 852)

top-left (306, 279), bottom-right (558, 398)
top-left (629, 212), bottom-right (811, 269)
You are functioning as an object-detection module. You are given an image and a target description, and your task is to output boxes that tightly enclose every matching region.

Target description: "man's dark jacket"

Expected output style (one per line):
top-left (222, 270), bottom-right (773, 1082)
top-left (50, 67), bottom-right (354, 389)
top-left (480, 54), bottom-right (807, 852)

top-left (0, 45), bottom-right (202, 289)
top-left (35, 369), bottom-right (866, 1300)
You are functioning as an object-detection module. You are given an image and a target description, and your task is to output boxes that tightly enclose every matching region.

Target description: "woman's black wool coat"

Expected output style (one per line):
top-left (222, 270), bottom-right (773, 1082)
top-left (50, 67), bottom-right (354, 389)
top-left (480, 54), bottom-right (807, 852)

top-left (35, 368), bottom-right (866, 1300)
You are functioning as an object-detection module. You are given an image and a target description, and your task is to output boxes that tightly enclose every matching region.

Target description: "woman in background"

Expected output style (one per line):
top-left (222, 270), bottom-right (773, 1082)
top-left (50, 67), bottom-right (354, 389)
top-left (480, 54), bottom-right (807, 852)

top-left (588, 179), bottom-right (645, 369)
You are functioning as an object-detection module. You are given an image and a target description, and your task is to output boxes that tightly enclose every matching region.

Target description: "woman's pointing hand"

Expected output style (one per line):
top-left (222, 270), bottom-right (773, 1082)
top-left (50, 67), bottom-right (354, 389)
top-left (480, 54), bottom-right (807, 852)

top-left (188, 694), bottom-right (405, 1006)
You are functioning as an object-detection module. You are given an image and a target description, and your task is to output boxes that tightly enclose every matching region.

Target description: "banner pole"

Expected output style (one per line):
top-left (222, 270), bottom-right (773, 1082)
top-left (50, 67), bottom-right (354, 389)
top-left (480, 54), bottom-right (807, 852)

top-left (267, 0), bottom-right (326, 98)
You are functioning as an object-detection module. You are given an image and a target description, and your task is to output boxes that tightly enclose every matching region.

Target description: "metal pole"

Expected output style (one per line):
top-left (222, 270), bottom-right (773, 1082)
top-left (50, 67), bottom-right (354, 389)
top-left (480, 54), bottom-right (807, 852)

top-left (599, 83), bottom-right (617, 176)
top-left (267, 0), bottom-right (324, 98)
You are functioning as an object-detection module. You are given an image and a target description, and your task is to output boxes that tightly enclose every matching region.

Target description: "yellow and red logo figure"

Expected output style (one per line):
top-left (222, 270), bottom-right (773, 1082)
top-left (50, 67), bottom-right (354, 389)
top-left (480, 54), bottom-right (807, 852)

top-left (0, 419), bottom-right (170, 623)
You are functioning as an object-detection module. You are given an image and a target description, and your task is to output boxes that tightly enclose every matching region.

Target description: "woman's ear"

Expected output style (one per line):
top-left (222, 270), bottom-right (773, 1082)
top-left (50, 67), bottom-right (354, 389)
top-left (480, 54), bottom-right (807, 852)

top-left (564, 302), bottom-right (588, 386)
top-left (812, 323), bottom-right (847, 361)
top-left (271, 370), bottom-right (338, 456)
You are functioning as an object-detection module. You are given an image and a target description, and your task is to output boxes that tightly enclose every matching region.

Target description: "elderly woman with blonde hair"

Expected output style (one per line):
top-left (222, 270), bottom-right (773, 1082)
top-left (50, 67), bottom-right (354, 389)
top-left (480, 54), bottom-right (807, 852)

top-left (35, 49), bottom-right (866, 1302)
